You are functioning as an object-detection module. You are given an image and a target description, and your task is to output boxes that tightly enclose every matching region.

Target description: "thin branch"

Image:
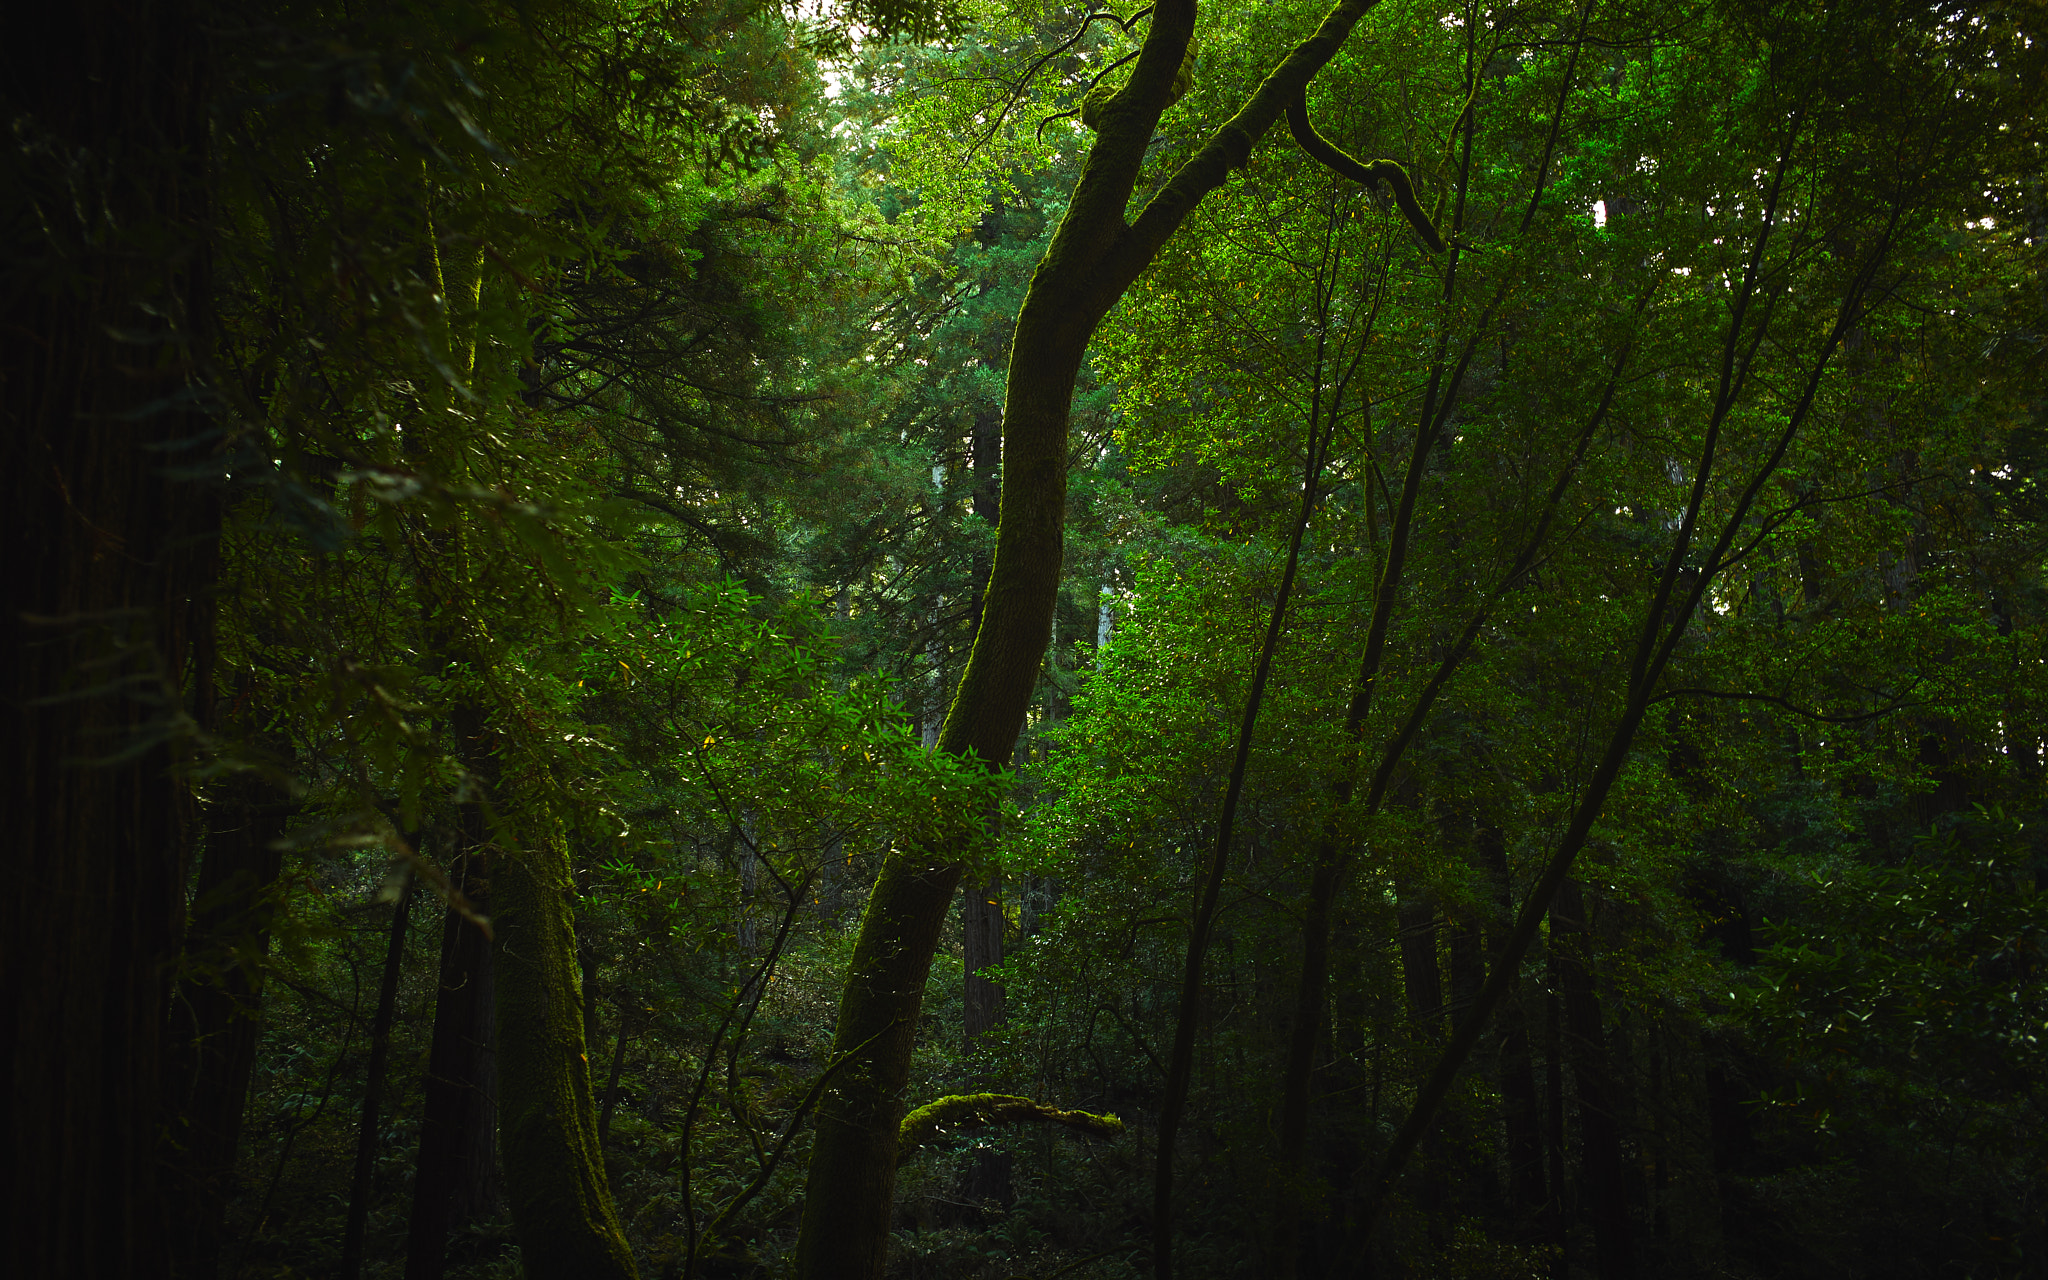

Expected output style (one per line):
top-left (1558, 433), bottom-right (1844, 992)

top-left (684, 1020), bottom-right (903, 1276)
top-left (990, 6), bottom-right (1153, 150)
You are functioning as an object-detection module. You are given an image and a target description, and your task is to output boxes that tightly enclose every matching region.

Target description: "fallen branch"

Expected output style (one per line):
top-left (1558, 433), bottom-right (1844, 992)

top-left (897, 1094), bottom-right (1123, 1165)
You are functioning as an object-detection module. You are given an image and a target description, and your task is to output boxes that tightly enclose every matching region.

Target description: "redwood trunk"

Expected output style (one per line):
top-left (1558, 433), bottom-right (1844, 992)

top-left (492, 826), bottom-right (637, 1280)
top-left (165, 783), bottom-right (293, 1279)
top-left (406, 857), bottom-right (500, 1280)
top-left (1, 1), bottom-right (216, 1274)
top-left (1398, 899), bottom-right (1446, 1038)
top-left (342, 873), bottom-right (418, 1279)
top-left (1552, 881), bottom-right (1632, 1280)
top-left (1480, 828), bottom-right (1546, 1230)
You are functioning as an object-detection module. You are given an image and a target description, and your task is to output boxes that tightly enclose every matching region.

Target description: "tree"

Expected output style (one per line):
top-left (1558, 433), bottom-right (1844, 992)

top-left (2, 2), bottom-right (216, 1274)
top-left (794, 0), bottom-right (1457, 1269)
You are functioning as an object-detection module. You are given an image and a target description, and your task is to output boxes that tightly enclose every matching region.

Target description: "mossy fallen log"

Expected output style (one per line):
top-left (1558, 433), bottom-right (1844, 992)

top-left (897, 1094), bottom-right (1123, 1165)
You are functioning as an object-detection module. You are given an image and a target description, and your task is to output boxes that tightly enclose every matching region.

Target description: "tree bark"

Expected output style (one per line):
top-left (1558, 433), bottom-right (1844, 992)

top-left (960, 402), bottom-right (1013, 1210)
top-left (962, 402), bottom-right (1008, 1051)
top-left (1398, 899), bottom-right (1446, 1039)
top-left (792, 2), bottom-right (1395, 1274)
top-left (341, 872), bottom-right (418, 1280)
top-left (960, 872), bottom-right (1012, 1209)
top-left (599, 1015), bottom-right (630, 1150)
top-left (1479, 827), bottom-right (1547, 1232)
top-left (493, 824), bottom-right (636, 1280)
top-left (960, 872), bottom-right (1007, 1044)
top-left (405, 855), bottom-right (499, 1280)
top-left (1551, 880), bottom-right (1632, 1280)
top-left (165, 781), bottom-right (293, 1280)
top-left (1447, 917), bottom-right (1483, 1029)
top-left (1545, 982), bottom-right (1571, 1279)
top-left (1, 1), bottom-right (216, 1274)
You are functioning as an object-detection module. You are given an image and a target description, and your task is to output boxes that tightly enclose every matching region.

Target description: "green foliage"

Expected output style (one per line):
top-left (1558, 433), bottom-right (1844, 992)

top-left (1743, 809), bottom-right (2047, 1121)
top-left (147, 0), bottom-right (2048, 1272)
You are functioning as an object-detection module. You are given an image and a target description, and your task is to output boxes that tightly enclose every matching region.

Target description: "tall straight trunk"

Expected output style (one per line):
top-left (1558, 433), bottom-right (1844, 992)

top-left (1152, 311), bottom-right (1341, 1280)
top-left (1, 2), bottom-right (216, 1275)
top-left (962, 405), bottom-right (1008, 1054)
top-left (1340, 115), bottom-right (1900, 1258)
top-left (960, 417), bottom-right (1008, 1215)
top-left (341, 872), bottom-right (418, 1280)
top-left (422, 606), bottom-right (624, 1273)
top-left (1479, 827), bottom-right (1546, 1231)
top-left (493, 823), bottom-right (636, 1280)
top-left (165, 781), bottom-right (294, 1280)
top-left (406, 854), bottom-right (499, 1280)
top-left (1552, 882), bottom-right (1632, 1280)
top-left (793, 2), bottom-right (1396, 1273)
top-left (1447, 920), bottom-right (1483, 1028)
top-left (599, 1017), bottom-right (630, 1150)
top-left (1545, 982), bottom-right (1571, 1279)
top-left (736, 818), bottom-right (760, 956)
top-left (962, 875), bottom-right (1007, 1045)
top-left (961, 869), bottom-right (1011, 1208)
top-left (1398, 900), bottom-right (1446, 1038)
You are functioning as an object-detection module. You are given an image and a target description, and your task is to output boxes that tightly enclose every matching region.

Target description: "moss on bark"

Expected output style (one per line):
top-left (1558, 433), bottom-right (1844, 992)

top-left (493, 829), bottom-right (637, 1280)
top-left (792, 3), bottom-right (1390, 1276)
top-left (897, 1094), bottom-right (1123, 1164)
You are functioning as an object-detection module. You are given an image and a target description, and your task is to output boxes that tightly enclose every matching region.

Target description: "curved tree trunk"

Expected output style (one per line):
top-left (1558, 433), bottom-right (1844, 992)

top-left (792, 3), bottom-right (1395, 1273)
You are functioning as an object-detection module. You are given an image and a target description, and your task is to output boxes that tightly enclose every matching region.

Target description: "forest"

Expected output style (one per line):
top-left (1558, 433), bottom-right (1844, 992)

top-left (2, 0), bottom-right (2042, 1276)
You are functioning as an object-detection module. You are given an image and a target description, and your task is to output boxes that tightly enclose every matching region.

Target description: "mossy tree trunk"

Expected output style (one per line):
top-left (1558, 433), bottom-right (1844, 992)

top-left (793, 0), bottom-right (1395, 1273)
top-left (493, 823), bottom-right (637, 1280)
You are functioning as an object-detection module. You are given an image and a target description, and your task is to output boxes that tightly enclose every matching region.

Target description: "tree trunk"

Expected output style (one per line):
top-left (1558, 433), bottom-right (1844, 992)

top-left (961, 872), bottom-right (1007, 1047)
top-left (1479, 827), bottom-right (1546, 1233)
top-left (493, 826), bottom-right (636, 1280)
top-left (341, 871), bottom-right (418, 1280)
top-left (599, 1016), bottom-right (630, 1150)
top-left (961, 871), bottom-right (1012, 1209)
top-left (165, 782), bottom-right (293, 1280)
top-left (792, 3), bottom-right (1402, 1271)
top-left (406, 855), bottom-right (499, 1280)
top-left (1, 2), bottom-right (216, 1274)
top-left (1398, 899), bottom-right (1446, 1038)
top-left (1545, 982), bottom-right (1571, 1279)
top-left (961, 400), bottom-right (1008, 1052)
top-left (960, 405), bottom-right (1013, 1210)
top-left (1552, 880), bottom-right (1632, 1280)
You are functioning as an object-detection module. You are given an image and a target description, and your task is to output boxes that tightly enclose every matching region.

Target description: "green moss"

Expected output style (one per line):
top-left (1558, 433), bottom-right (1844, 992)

top-left (897, 1093), bottom-right (1124, 1164)
top-left (1081, 39), bottom-right (1198, 130)
top-left (493, 830), bottom-right (638, 1280)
